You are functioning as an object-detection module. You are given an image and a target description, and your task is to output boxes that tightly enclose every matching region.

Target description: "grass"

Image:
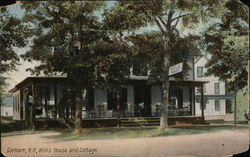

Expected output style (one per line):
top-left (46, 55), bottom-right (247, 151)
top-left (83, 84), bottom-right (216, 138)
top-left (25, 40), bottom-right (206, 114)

top-left (43, 125), bottom-right (248, 141)
top-left (1, 130), bottom-right (56, 137)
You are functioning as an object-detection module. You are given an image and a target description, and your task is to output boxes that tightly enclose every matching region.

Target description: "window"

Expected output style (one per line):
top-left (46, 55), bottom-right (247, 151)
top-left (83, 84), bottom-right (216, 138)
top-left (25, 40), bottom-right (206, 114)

top-left (197, 66), bottom-right (203, 78)
top-left (214, 83), bottom-right (220, 94)
top-left (133, 60), bottom-right (148, 76)
top-left (226, 99), bottom-right (233, 114)
top-left (215, 100), bottom-right (220, 111)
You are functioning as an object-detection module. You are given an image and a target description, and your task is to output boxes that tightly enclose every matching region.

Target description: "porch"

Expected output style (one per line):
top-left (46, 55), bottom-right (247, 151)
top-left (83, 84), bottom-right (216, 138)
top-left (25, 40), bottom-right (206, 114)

top-left (34, 116), bottom-right (206, 129)
top-left (81, 107), bottom-right (192, 119)
top-left (9, 76), bottom-right (208, 129)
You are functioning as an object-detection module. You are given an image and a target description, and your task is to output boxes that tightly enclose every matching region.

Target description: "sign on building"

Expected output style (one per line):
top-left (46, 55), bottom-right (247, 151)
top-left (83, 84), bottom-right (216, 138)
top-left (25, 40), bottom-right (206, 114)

top-left (169, 62), bottom-right (183, 76)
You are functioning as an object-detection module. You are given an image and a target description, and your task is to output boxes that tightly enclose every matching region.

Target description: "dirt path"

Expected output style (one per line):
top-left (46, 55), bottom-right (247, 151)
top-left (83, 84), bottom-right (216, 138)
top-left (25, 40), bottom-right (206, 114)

top-left (1, 129), bottom-right (249, 157)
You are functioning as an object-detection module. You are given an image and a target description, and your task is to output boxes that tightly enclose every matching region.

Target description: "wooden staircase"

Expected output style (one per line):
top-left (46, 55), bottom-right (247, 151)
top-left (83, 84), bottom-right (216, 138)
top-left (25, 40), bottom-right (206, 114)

top-left (120, 117), bottom-right (160, 127)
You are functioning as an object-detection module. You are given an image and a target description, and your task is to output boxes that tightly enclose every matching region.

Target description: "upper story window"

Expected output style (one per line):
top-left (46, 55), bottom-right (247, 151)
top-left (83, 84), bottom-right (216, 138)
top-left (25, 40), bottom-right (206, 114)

top-left (214, 83), bottom-right (220, 94)
top-left (132, 60), bottom-right (148, 76)
top-left (197, 66), bottom-right (203, 78)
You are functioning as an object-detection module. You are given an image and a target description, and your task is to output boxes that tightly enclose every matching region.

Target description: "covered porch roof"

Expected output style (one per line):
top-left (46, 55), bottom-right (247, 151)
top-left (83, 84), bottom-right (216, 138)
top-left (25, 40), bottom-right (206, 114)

top-left (9, 76), bottom-right (68, 93)
top-left (129, 79), bottom-right (208, 87)
top-left (9, 76), bottom-right (208, 93)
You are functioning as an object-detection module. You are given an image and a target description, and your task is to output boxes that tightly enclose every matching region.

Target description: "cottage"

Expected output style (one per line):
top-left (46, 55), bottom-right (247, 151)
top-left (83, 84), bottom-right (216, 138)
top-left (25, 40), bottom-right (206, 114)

top-left (9, 55), bottom-right (214, 127)
top-left (194, 54), bottom-right (234, 121)
top-left (9, 75), bottom-right (207, 121)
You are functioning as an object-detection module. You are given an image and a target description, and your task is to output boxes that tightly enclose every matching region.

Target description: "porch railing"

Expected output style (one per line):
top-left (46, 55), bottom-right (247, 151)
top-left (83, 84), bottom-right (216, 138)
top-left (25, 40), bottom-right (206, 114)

top-left (82, 109), bottom-right (192, 118)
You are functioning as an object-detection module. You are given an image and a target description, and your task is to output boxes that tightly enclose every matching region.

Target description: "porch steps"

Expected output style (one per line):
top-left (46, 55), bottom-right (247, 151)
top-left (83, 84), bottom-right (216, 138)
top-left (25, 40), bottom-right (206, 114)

top-left (120, 118), bottom-right (160, 127)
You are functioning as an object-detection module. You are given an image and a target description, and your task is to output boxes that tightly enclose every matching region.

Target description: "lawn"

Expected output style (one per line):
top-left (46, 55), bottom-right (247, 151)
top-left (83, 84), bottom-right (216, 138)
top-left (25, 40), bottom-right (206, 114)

top-left (43, 125), bottom-right (248, 141)
top-left (1, 130), bottom-right (55, 137)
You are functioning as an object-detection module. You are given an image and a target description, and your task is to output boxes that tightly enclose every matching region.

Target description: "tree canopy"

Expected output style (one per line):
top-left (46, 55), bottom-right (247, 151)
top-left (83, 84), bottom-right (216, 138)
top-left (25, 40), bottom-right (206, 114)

top-left (103, 0), bottom-right (224, 129)
top-left (20, 1), bottom-right (134, 133)
top-left (0, 7), bottom-right (30, 103)
top-left (204, 0), bottom-right (248, 91)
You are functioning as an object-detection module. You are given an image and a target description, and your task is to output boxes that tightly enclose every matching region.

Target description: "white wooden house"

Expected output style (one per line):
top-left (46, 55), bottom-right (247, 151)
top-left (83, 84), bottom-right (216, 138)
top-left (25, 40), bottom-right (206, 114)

top-left (9, 59), bottom-right (208, 121)
top-left (194, 54), bottom-right (234, 121)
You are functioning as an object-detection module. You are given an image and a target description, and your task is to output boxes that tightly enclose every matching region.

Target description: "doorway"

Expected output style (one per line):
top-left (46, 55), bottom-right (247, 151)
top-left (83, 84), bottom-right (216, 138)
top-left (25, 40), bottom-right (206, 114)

top-left (134, 84), bottom-right (151, 117)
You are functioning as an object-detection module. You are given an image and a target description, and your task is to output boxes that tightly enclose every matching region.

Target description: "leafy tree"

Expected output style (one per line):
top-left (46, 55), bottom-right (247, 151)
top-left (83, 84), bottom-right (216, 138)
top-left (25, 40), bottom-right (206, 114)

top-left (104, 0), bottom-right (224, 130)
top-left (126, 32), bottom-right (201, 82)
top-left (0, 7), bottom-right (29, 106)
top-left (205, 0), bottom-right (248, 91)
top-left (203, 0), bottom-right (248, 128)
top-left (21, 1), bottom-right (132, 133)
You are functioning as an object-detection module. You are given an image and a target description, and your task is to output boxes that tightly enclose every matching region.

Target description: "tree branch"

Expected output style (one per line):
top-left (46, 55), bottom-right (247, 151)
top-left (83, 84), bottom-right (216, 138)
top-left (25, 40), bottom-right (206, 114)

top-left (166, 6), bottom-right (174, 29)
top-left (172, 11), bottom-right (182, 31)
top-left (154, 17), bottom-right (165, 34)
top-left (171, 13), bottom-right (193, 22)
top-left (158, 16), bottom-right (167, 28)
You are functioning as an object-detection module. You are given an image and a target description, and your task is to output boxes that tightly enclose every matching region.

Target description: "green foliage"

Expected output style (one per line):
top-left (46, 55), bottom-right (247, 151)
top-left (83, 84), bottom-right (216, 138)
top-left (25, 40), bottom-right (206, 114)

top-left (235, 87), bottom-right (248, 121)
top-left (204, 0), bottom-right (248, 91)
top-left (21, 1), bottom-right (132, 89)
top-left (0, 7), bottom-right (30, 96)
top-left (0, 7), bottom-right (30, 73)
top-left (127, 32), bottom-right (202, 82)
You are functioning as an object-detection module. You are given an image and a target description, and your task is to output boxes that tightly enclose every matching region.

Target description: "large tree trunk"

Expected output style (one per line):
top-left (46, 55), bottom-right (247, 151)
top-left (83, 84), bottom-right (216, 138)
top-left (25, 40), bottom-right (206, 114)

top-left (65, 98), bottom-right (69, 121)
top-left (116, 89), bottom-right (120, 127)
top-left (234, 87), bottom-right (237, 129)
top-left (24, 89), bottom-right (30, 127)
top-left (160, 31), bottom-right (172, 130)
top-left (74, 88), bottom-right (83, 135)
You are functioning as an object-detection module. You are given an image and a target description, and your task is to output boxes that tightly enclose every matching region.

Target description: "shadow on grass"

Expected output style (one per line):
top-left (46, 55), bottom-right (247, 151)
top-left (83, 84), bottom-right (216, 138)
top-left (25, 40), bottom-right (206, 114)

top-left (1, 130), bottom-right (57, 137)
top-left (207, 120), bottom-right (247, 124)
top-left (43, 125), bottom-right (248, 141)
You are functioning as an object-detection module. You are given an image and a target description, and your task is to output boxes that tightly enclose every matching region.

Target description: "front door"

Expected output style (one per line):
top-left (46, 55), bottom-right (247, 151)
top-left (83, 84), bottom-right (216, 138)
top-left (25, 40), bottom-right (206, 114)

top-left (134, 84), bottom-right (151, 117)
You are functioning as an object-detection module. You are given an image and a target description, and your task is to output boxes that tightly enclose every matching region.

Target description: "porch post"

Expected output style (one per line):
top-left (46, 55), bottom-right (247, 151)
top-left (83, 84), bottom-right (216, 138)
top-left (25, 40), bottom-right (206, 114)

top-left (189, 87), bottom-right (193, 116)
top-left (20, 89), bottom-right (23, 120)
top-left (24, 88), bottom-right (30, 127)
top-left (31, 83), bottom-right (36, 130)
top-left (54, 83), bottom-right (57, 119)
top-left (200, 84), bottom-right (204, 120)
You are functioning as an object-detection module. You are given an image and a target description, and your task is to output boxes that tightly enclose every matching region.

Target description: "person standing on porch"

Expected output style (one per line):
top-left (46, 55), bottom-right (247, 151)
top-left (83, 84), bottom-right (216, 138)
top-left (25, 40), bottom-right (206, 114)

top-left (243, 110), bottom-right (248, 124)
top-left (139, 102), bottom-right (144, 117)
